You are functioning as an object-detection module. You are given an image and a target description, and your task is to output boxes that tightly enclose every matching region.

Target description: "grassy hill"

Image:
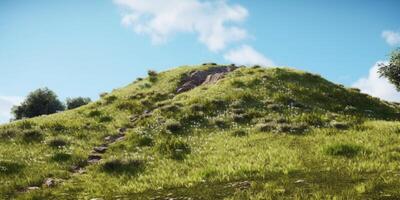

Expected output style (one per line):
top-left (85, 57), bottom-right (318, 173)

top-left (1, 64), bottom-right (400, 199)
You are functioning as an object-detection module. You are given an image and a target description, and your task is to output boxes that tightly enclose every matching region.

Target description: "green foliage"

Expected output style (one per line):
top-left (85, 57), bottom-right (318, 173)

top-left (51, 152), bottom-right (71, 162)
top-left (66, 97), bottom-right (91, 110)
top-left (324, 143), bottom-right (364, 158)
top-left (378, 48), bottom-right (400, 91)
top-left (101, 159), bottom-right (144, 175)
top-left (2, 65), bottom-right (400, 199)
top-left (12, 88), bottom-right (65, 120)
top-left (231, 129), bottom-right (248, 137)
top-left (165, 120), bottom-right (183, 134)
top-left (148, 70), bottom-right (158, 82)
top-left (158, 138), bottom-right (191, 160)
top-left (22, 129), bottom-right (43, 143)
top-left (0, 161), bottom-right (24, 175)
top-left (47, 138), bottom-right (68, 148)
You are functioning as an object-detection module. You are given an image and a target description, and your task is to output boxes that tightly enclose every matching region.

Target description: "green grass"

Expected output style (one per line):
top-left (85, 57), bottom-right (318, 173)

top-left (1, 64), bottom-right (400, 199)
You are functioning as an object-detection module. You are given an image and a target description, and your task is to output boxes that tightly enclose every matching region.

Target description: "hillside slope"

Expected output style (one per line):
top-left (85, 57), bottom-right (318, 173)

top-left (1, 64), bottom-right (400, 199)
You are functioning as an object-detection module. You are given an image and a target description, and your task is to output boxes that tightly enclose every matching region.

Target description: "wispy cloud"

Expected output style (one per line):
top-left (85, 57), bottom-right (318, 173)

top-left (114, 0), bottom-right (273, 65)
top-left (382, 30), bottom-right (400, 46)
top-left (114, 0), bottom-right (248, 52)
top-left (352, 62), bottom-right (400, 102)
top-left (224, 45), bottom-right (274, 66)
top-left (0, 96), bottom-right (23, 124)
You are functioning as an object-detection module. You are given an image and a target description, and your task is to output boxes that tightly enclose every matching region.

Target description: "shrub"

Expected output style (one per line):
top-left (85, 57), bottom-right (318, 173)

top-left (148, 70), bottom-right (158, 82)
top-left (22, 129), bottom-right (43, 142)
top-left (51, 152), bottom-right (72, 162)
top-left (276, 123), bottom-right (308, 134)
top-left (88, 110), bottom-right (102, 117)
top-left (12, 88), bottom-right (65, 120)
top-left (233, 113), bottom-right (252, 123)
top-left (137, 135), bottom-right (154, 147)
top-left (159, 138), bottom-right (191, 160)
top-left (0, 161), bottom-right (25, 175)
top-left (324, 144), bottom-right (364, 158)
top-left (298, 114), bottom-right (325, 127)
top-left (101, 159), bottom-right (144, 175)
top-left (17, 120), bottom-right (36, 129)
top-left (267, 104), bottom-right (282, 111)
top-left (231, 129), bottom-right (248, 137)
top-left (48, 138), bottom-right (68, 148)
top-left (165, 120), bottom-right (182, 133)
top-left (330, 121), bottom-right (349, 130)
top-left (99, 115), bottom-right (113, 123)
top-left (256, 123), bottom-right (276, 132)
top-left (0, 128), bottom-right (19, 139)
top-left (214, 118), bottom-right (229, 129)
top-left (43, 122), bottom-right (66, 132)
top-left (66, 97), bottom-right (91, 110)
top-left (190, 103), bottom-right (205, 112)
top-left (116, 101), bottom-right (138, 111)
top-left (104, 95), bottom-right (117, 104)
top-left (99, 92), bottom-right (108, 98)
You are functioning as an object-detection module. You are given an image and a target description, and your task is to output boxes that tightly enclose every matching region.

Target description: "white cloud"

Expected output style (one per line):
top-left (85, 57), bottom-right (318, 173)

top-left (0, 96), bottom-right (22, 124)
top-left (352, 61), bottom-right (400, 102)
top-left (114, 0), bottom-right (248, 52)
top-left (223, 45), bottom-right (274, 66)
top-left (382, 30), bottom-right (400, 46)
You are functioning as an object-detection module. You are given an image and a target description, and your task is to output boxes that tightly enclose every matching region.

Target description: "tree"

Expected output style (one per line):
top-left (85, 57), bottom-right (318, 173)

top-left (11, 88), bottom-right (65, 120)
top-left (66, 97), bottom-right (91, 110)
top-left (379, 48), bottom-right (400, 90)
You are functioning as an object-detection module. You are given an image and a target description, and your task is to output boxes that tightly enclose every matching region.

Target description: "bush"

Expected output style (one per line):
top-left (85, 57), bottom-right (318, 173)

top-left (330, 121), bottom-right (349, 130)
top-left (233, 113), bottom-right (252, 123)
top-left (148, 70), bottom-right (158, 82)
top-left (51, 152), bottom-right (72, 162)
top-left (0, 128), bottom-right (19, 139)
top-left (159, 138), bottom-right (191, 160)
top-left (231, 129), bottom-right (248, 137)
top-left (48, 138), bottom-right (68, 148)
top-left (88, 110), bottom-right (102, 117)
top-left (214, 118), bottom-right (229, 129)
top-left (66, 97), bottom-right (91, 110)
top-left (99, 115), bottom-right (113, 123)
top-left (276, 123), bottom-right (308, 134)
top-left (12, 88), bottom-right (65, 120)
top-left (138, 135), bottom-right (154, 147)
top-left (22, 129), bottom-right (43, 142)
top-left (0, 161), bottom-right (25, 175)
top-left (101, 159), bottom-right (144, 175)
top-left (99, 92), bottom-right (108, 98)
top-left (324, 144), bottom-right (364, 158)
top-left (165, 120), bottom-right (183, 134)
top-left (104, 95), bottom-right (117, 104)
top-left (256, 123), bottom-right (276, 132)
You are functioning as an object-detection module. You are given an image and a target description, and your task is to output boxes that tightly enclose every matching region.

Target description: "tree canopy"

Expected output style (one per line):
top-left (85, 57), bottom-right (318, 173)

top-left (379, 48), bottom-right (400, 91)
top-left (12, 88), bottom-right (65, 120)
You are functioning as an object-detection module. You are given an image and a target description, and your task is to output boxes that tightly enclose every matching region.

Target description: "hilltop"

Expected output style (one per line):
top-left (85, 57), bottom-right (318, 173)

top-left (1, 64), bottom-right (400, 199)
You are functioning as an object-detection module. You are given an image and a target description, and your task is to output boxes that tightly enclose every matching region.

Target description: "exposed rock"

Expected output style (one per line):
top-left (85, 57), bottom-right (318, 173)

top-left (27, 186), bottom-right (40, 191)
top-left (118, 127), bottom-right (127, 133)
top-left (88, 154), bottom-right (102, 164)
top-left (177, 66), bottom-right (237, 93)
top-left (93, 146), bottom-right (108, 154)
top-left (43, 178), bottom-right (57, 187)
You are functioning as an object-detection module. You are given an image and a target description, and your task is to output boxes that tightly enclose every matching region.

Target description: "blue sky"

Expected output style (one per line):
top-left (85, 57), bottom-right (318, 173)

top-left (1, 0), bottom-right (400, 123)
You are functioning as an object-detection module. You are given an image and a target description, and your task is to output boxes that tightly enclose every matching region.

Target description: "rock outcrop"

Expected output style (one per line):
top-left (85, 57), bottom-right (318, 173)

top-left (176, 66), bottom-right (237, 93)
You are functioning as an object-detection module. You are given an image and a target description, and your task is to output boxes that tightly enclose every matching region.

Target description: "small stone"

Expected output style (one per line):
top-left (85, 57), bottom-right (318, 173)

top-left (295, 179), bottom-right (305, 184)
top-left (88, 154), bottom-right (102, 163)
top-left (44, 178), bottom-right (56, 187)
top-left (27, 186), bottom-right (40, 190)
top-left (118, 127), bottom-right (127, 133)
top-left (93, 146), bottom-right (108, 154)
